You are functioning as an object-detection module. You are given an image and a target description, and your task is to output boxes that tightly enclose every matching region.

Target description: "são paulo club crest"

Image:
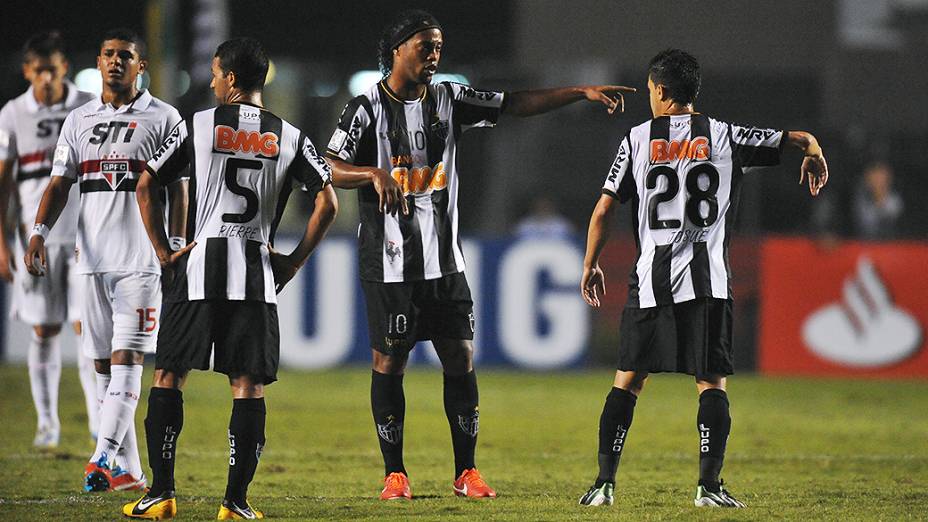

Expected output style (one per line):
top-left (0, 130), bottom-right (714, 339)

top-left (100, 150), bottom-right (131, 190)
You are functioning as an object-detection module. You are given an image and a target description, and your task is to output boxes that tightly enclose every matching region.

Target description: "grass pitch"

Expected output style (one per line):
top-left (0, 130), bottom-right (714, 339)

top-left (0, 365), bottom-right (926, 521)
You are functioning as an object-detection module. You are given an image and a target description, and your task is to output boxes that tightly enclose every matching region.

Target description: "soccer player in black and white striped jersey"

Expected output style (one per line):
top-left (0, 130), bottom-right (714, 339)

top-left (326, 9), bottom-right (635, 501)
top-left (123, 38), bottom-right (337, 520)
top-left (578, 49), bottom-right (828, 508)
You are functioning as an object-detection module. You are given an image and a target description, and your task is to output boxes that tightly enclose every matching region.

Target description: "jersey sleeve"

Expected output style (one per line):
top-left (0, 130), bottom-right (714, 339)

top-left (729, 123), bottom-right (785, 168)
top-left (443, 82), bottom-right (506, 132)
top-left (289, 133), bottom-right (333, 196)
top-left (325, 96), bottom-right (372, 164)
top-left (50, 112), bottom-right (80, 180)
top-left (602, 133), bottom-right (635, 203)
top-left (0, 102), bottom-right (17, 161)
top-left (147, 119), bottom-right (190, 185)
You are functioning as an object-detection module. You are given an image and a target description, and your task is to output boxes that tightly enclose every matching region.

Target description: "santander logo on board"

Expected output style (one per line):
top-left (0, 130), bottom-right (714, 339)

top-left (802, 257), bottom-right (922, 368)
top-left (214, 125), bottom-right (279, 157)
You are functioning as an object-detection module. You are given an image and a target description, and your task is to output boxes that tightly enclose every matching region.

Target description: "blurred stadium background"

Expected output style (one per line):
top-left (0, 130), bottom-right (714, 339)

top-left (1, 1), bottom-right (927, 519)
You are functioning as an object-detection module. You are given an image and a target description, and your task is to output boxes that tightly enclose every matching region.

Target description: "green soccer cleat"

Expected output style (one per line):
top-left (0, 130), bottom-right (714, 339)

top-left (579, 482), bottom-right (614, 506)
top-left (694, 480), bottom-right (746, 508)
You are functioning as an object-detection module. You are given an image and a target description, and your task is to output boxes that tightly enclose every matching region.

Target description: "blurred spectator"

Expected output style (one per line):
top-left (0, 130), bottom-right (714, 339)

top-left (515, 196), bottom-right (574, 239)
top-left (853, 162), bottom-right (903, 239)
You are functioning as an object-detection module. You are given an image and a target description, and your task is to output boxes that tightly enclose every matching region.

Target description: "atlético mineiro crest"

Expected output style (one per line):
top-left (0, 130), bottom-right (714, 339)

top-left (377, 418), bottom-right (403, 445)
top-left (457, 411), bottom-right (479, 438)
top-left (430, 119), bottom-right (449, 140)
top-left (386, 240), bottom-right (401, 263)
top-left (100, 150), bottom-right (130, 190)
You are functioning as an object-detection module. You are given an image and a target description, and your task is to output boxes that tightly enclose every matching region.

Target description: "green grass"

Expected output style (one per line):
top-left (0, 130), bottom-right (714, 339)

top-left (1, 365), bottom-right (927, 520)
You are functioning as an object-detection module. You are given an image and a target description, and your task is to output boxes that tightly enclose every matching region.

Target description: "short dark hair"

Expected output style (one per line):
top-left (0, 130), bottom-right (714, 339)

top-left (378, 9), bottom-right (442, 76)
top-left (100, 28), bottom-right (147, 59)
top-left (214, 37), bottom-right (269, 93)
top-left (648, 49), bottom-right (701, 105)
top-left (22, 30), bottom-right (66, 62)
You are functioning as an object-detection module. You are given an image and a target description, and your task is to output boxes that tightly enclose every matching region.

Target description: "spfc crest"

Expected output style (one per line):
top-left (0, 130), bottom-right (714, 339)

top-left (100, 159), bottom-right (130, 189)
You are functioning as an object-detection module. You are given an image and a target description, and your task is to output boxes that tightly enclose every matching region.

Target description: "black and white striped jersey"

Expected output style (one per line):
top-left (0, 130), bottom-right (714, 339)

top-left (603, 114), bottom-right (784, 309)
top-left (147, 103), bottom-right (331, 304)
top-left (326, 81), bottom-right (505, 283)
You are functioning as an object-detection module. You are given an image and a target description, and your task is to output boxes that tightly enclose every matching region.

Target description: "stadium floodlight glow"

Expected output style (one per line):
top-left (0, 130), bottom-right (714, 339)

top-left (74, 68), bottom-right (147, 96)
top-left (266, 60), bottom-right (276, 86)
top-left (348, 70), bottom-right (470, 96)
top-left (74, 68), bottom-right (102, 95)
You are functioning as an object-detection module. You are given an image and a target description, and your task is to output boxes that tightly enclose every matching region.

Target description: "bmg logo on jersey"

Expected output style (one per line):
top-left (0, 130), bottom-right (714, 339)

top-left (650, 137), bottom-right (710, 163)
top-left (89, 121), bottom-right (138, 144)
top-left (214, 125), bottom-right (279, 158)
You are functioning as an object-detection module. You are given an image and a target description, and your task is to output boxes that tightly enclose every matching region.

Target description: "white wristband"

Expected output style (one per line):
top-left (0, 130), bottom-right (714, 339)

top-left (169, 236), bottom-right (186, 251)
top-left (31, 224), bottom-right (50, 241)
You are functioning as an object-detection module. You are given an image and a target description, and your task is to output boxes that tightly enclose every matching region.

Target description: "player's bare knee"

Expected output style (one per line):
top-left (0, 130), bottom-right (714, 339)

top-left (696, 375), bottom-right (726, 393)
top-left (372, 349), bottom-right (408, 375)
top-left (111, 349), bottom-right (145, 366)
top-left (152, 368), bottom-right (186, 389)
top-left (94, 358), bottom-right (111, 374)
top-left (613, 370), bottom-right (648, 396)
top-left (229, 374), bottom-right (264, 398)
top-left (434, 339), bottom-right (474, 375)
top-left (33, 324), bottom-right (62, 339)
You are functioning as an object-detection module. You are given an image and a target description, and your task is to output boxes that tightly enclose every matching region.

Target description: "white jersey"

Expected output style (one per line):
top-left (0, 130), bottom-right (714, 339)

top-left (51, 90), bottom-right (181, 274)
top-left (327, 81), bottom-right (505, 283)
top-left (603, 113), bottom-right (784, 308)
top-left (147, 103), bottom-right (332, 304)
top-left (0, 81), bottom-right (93, 245)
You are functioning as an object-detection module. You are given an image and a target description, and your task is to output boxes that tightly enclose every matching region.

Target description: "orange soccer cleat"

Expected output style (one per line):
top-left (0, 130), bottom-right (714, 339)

top-left (379, 472), bottom-right (412, 500)
top-left (110, 465), bottom-right (147, 491)
top-left (453, 468), bottom-right (497, 498)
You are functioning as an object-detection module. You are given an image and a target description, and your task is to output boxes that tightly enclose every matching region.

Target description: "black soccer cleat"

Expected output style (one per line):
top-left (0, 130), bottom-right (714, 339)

top-left (694, 480), bottom-right (746, 508)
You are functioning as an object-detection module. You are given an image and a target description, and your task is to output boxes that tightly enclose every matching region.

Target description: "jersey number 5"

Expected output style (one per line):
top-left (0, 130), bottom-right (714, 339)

top-left (645, 164), bottom-right (720, 230)
top-left (223, 158), bottom-right (262, 223)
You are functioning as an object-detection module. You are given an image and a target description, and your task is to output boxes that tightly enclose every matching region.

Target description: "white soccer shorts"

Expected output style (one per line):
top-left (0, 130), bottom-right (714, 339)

top-left (81, 272), bottom-right (161, 359)
top-left (10, 242), bottom-right (81, 326)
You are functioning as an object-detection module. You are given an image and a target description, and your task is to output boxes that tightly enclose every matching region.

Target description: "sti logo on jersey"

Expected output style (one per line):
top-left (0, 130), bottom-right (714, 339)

top-left (89, 121), bottom-right (138, 144)
top-left (650, 137), bottom-right (710, 163)
top-left (214, 125), bottom-right (280, 158)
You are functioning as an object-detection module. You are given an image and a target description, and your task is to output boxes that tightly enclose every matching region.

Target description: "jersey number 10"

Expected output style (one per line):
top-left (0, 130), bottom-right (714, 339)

top-left (646, 163), bottom-right (720, 230)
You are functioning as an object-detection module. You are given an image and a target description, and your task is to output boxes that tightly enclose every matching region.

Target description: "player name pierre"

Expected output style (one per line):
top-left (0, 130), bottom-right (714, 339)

top-left (218, 224), bottom-right (260, 240)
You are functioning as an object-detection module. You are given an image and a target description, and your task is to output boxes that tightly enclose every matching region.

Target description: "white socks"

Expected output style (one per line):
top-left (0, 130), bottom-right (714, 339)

top-left (28, 333), bottom-right (61, 433)
top-left (91, 365), bottom-right (143, 478)
top-left (77, 350), bottom-right (99, 437)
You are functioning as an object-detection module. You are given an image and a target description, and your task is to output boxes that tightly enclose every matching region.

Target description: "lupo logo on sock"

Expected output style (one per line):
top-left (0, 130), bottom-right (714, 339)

top-left (802, 257), bottom-right (922, 368)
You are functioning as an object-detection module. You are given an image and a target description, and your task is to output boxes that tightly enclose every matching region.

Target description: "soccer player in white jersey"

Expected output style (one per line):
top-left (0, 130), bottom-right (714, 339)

top-left (123, 38), bottom-right (337, 520)
top-left (326, 9), bottom-right (635, 501)
top-left (0, 31), bottom-right (98, 449)
top-left (578, 49), bottom-right (828, 508)
top-left (24, 28), bottom-right (187, 493)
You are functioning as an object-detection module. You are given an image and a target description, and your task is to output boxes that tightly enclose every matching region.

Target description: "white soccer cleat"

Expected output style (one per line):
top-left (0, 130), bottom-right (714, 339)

top-left (694, 481), bottom-right (746, 508)
top-left (33, 426), bottom-right (60, 449)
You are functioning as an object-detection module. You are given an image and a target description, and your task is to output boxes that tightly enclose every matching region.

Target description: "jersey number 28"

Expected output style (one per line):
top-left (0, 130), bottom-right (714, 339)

top-left (645, 164), bottom-right (720, 230)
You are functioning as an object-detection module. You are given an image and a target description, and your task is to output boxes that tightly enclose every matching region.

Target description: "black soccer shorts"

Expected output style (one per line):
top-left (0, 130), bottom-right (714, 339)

top-left (617, 297), bottom-right (734, 378)
top-left (155, 299), bottom-right (280, 384)
top-left (361, 272), bottom-right (475, 356)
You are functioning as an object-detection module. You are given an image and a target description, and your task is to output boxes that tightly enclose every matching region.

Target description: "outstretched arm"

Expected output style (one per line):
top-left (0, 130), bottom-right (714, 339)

top-left (786, 131), bottom-right (828, 196)
top-left (23, 176), bottom-right (74, 275)
top-left (325, 156), bottom-right (407, 215)
top-left (581, 194), bottom-right (619, 307)
top-left (505, 85), bottom-right (636, 117)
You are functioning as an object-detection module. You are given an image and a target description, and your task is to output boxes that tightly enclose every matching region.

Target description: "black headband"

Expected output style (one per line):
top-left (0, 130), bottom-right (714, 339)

top-left (389, 18), bottom-right (442, 51)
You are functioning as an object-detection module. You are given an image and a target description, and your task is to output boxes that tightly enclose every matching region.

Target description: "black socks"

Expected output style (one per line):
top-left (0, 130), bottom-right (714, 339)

top-left (371, 370), bottom-right (406, 476)
top-left (596, 387), bottom-right (637, 487)
top-left (697, 388), bottom-right (731, 491)
top-left (225, 398), bottom-right (266, 504)
top-left (145, 387), bottom-right (183, 497)
top-left (443, 371), bottom-right (479, 478)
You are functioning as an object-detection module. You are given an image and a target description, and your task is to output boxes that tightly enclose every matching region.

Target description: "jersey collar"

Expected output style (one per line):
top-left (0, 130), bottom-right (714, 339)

top-left (96, 89), bottom-right (153, 114)
top-left (23, 80), bottom-right (80, 113)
